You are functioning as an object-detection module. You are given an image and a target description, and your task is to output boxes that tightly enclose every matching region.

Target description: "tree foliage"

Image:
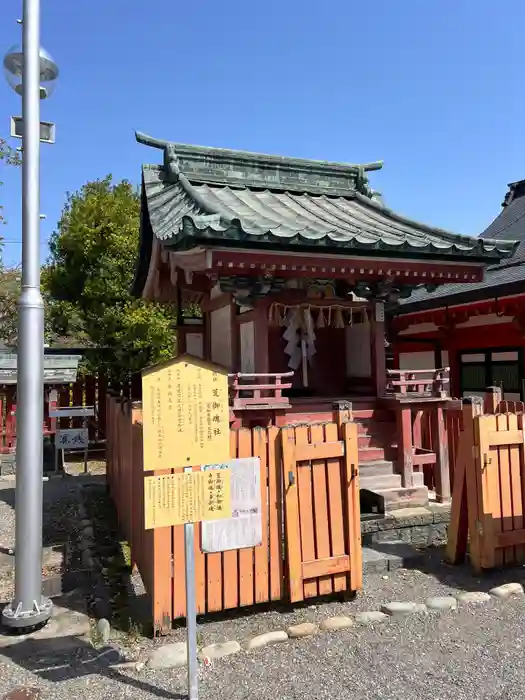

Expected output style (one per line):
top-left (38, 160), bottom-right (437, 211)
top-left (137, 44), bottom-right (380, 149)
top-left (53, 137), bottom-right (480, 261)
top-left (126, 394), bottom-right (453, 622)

top-left (45, 176), bottom-right (176, 381)
top-left (0, 137), bottom-right (20, 226)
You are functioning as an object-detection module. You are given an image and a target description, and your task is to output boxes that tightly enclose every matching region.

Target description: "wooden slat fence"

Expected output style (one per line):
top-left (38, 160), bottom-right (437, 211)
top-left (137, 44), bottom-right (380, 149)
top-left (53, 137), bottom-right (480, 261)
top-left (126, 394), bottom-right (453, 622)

top-left (446, 392), bottom-right (525, 571)
top-left (105, 395), bottom-right (362, 633)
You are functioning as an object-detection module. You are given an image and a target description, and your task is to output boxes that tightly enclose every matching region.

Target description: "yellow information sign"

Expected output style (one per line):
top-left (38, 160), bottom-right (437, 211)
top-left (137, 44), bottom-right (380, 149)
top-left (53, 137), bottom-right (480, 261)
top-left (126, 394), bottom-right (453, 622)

top-left (144, 468), bottom-right (232, 529)
top-left (141, 355), bottom-right (230, 471)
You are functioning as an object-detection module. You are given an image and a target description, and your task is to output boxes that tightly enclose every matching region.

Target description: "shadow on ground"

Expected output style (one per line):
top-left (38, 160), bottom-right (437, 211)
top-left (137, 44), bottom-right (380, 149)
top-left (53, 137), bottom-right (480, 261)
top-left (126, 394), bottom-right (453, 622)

top-left (0, 635), bottom-right (186, 699)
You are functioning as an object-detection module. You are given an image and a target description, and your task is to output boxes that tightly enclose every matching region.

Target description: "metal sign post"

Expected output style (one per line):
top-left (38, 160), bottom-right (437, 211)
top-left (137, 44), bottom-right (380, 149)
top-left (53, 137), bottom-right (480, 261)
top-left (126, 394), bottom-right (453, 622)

top-left (184, 467), bottom-right (198, 700)
top-left (141, 356), bottom-right (232, 699)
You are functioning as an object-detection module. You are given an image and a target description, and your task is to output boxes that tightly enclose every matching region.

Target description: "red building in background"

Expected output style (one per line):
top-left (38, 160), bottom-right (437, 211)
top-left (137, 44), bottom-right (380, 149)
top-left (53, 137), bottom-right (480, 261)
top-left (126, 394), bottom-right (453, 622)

top-left (392, 178), bottom-right (525, 401)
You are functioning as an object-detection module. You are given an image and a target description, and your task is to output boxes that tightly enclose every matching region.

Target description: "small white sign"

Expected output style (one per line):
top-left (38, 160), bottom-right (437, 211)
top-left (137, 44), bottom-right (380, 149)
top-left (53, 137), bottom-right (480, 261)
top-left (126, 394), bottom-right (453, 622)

top-left (56, 428), bottom-right (89, 449)
top-left (201, 457), bottom-right (263, 553)
top-left (375, 302), bottom-right (385, 323)
top-left (49, 406), bottom-right (95, 418)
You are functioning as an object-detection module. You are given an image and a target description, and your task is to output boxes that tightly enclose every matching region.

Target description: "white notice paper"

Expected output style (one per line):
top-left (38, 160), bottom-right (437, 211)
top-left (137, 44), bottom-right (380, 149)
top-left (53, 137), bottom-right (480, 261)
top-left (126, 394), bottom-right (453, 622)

top-left (201, 457), bottom-right (262, 553)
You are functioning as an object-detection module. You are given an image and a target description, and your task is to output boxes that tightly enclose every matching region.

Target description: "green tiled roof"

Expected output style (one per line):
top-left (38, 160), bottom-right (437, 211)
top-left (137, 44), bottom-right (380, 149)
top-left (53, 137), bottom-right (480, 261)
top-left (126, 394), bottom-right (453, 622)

top-left (137, 132), bottom-right (516, 262)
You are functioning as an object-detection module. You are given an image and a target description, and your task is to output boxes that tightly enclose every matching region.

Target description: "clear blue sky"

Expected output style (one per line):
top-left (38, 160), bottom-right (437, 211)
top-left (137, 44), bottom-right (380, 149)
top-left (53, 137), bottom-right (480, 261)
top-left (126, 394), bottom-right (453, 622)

top-left (0, 0), bottom-right (523, 266)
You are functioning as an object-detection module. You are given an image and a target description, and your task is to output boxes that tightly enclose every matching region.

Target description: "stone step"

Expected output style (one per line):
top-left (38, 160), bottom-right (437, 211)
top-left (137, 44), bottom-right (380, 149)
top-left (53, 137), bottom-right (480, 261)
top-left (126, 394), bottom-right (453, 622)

top-left (358, 446), bottom-right (397, 462)
top-left (358, 433), bottom-right (395, 449)
top-left (359, 460), bottom-right (396, 477)
top-left (359, 471), bottom-right (425, 492)
top-left (359, 474), bottom-right (402, 490)
top-left (374, 485), bottom-right (429, 511)
top-left (362, 543), bottom-right (426, 575)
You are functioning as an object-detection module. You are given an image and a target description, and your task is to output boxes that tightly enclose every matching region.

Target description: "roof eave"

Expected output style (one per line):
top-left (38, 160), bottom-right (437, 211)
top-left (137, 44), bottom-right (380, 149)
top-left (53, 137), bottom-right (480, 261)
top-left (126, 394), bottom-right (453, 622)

top-left (161, 221), bottom-right (516, 264)
top-left (394, 277), bottom-right (525, 316)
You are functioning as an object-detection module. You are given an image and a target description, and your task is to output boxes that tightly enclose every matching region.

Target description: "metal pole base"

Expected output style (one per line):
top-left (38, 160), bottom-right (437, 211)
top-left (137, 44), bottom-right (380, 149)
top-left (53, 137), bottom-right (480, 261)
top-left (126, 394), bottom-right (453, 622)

top-left (1, 595), bottom-right (52, 631)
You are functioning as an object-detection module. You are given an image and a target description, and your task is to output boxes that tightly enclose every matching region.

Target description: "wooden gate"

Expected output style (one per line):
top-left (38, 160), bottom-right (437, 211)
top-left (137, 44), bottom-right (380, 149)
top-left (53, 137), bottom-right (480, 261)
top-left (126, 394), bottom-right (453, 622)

top-left (282, 421), bottom-right (362, 602)
top-left (447, 403), bottom-right (525, 570)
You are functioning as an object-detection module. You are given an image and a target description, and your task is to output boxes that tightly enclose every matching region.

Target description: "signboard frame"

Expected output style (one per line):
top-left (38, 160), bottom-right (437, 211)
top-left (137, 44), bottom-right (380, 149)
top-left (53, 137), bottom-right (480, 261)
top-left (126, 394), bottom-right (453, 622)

top-left (141, 354), bottom-right (230, 472)
top-left (54, 427), bottom-right (89, 473)
top-left (0, 353), bottom-right (80, 385)
top-left (48, 405), bottom-right (95, 419)
top-left (201, 457), bottom-right (263, 553)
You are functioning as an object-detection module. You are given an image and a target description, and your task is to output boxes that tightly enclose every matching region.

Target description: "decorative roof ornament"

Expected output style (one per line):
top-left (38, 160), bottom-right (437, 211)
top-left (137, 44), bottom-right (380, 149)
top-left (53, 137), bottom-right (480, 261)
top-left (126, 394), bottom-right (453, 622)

top-left (164, 144), bottom-right (181, 182)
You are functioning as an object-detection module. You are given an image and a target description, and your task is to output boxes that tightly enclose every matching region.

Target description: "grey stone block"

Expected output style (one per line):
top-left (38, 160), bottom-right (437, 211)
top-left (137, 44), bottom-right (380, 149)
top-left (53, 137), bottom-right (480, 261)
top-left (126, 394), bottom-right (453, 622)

top-left (429, 523), bottom-right (448, 546)
top-left (360, 518), bottom-right (380, 535)
top-left (381, 602), bottom-right (427, 617)
top-left (287, 622), bottom-right (318, 638)
top-left (489, 583), bottom-right (524, 599)
top-left (362, 547), bottom-right (388, 574)
top-left (373, 528), bottom-right (412, 545)
top-left (246, 631), bottom-right (288, 650)
top-left (429, 503), bottom-right (452, 524)
top-left (199, 641), bottom-right (241, 660)
top-left (355, 611), bottom-right (388, 624)
top-left (456, 591), bottom-right (491, 604)
top-left (391, 507), bottom-right (434, 528)
top-left (320, 616), bottom-right (353, 631)
top-left (426, 596), bottom-right (457, 611)
top-left (411, 526), bottom-right (432, 547)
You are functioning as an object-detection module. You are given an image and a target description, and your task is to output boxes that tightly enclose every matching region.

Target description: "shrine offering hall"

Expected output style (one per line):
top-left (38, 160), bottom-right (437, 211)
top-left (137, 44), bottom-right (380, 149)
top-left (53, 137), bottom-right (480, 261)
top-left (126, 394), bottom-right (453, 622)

top-left (132, 131), bottom-right (514, 510)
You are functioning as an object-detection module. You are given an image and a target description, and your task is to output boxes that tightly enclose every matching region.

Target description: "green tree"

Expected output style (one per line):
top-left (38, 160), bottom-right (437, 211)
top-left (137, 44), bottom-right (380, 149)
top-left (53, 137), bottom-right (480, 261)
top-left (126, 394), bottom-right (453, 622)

top-left (45, 176), bottom-right (176, 381)
top-left (0, 137), bottom-right (21, 345)
top-left (0, 136), bottom-right (20, 226)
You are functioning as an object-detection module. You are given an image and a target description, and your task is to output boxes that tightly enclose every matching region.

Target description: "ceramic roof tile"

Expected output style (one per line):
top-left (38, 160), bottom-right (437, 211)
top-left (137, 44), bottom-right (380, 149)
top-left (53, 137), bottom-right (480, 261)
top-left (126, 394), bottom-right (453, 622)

top-left (142, 164), bottom-right (515, 261)
top-left (397, 180), bottom-right (525, 313)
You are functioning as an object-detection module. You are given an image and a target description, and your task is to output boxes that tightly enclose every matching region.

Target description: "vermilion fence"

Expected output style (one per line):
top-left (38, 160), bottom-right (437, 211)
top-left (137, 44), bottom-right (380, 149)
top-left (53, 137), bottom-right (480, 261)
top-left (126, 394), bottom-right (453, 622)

top-left (106, 395), bottom-right (363, 633)
top-left (0, 374), bottom-right (129, 453)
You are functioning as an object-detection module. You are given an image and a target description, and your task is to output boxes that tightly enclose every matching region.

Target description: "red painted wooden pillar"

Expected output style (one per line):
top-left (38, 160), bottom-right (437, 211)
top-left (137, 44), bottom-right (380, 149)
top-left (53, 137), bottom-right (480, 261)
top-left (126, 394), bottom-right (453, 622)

top-left (397, 405), bottom-right (414, 488)
top-left (370, 302), bottom-right (386, 398)
top-left (431, 404), bottom-right (451, 503)
top-left (254, 300), bottom-right (270, 374)
top-left (230, 303), bottom-right (240, 372)
top-left (412, 410), bottom-right (423, 449)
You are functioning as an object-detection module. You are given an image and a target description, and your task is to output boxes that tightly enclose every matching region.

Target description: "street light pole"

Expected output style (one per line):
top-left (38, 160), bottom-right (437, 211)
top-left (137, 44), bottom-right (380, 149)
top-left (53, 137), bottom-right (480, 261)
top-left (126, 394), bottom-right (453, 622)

top-left (2, 0), bottom-right (51, 629)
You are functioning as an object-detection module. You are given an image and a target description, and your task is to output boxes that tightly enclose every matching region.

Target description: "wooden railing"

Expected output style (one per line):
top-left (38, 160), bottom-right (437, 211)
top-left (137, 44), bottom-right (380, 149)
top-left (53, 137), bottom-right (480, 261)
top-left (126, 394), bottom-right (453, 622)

top-left (385, 367), bottom-right (450, 399)
top-left (228, 372), bottom-right (294, 411)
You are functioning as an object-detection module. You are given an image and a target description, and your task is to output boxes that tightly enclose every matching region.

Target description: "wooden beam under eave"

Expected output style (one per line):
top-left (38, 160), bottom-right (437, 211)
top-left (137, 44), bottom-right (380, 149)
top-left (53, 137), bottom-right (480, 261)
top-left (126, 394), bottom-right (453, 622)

top-left (141, 237), bottom-right (162, 301)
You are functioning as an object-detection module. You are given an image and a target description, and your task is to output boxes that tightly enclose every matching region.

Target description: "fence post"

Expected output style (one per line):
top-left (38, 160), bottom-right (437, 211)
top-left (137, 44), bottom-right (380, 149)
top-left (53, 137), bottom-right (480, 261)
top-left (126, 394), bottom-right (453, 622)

top-left (396, 405), bottom-right (414, 488)
top-left (333, 400), bottom-right (352, 438)
top-left (431, 404), bottom-right (450, 503)
top-left (484, 386), bottom-right (502, 414)
top-left (445, 397), bottom-right (483, 564)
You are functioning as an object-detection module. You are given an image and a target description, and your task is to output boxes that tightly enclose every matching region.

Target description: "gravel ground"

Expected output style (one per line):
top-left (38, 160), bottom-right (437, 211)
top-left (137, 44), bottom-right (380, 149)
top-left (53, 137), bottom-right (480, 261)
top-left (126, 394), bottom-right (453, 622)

top-left (1, 464), bottom-right (525, 699)
top-left (1, 559), bottom-right (525, 699)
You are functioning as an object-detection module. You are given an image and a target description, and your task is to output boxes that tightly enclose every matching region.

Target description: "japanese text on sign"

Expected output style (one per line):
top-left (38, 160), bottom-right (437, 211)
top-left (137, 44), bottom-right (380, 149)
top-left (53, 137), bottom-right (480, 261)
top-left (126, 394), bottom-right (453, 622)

top-left (144, 468), bottom-right (232, 529)
top-left (141, 356), bottom-right (230, 471)
top-left (201, 458), bottom-right (263, 553)
top-left (55, 428), bottom-right (89, 450)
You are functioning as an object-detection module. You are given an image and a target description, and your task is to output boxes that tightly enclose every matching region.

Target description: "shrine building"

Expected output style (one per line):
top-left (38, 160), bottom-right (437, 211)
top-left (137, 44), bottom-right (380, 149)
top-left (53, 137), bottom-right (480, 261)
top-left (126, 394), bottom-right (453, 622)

top-left (392, 178), bottom-right (525, 403)
top-left (133, 132), bottom-right (515, 510)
